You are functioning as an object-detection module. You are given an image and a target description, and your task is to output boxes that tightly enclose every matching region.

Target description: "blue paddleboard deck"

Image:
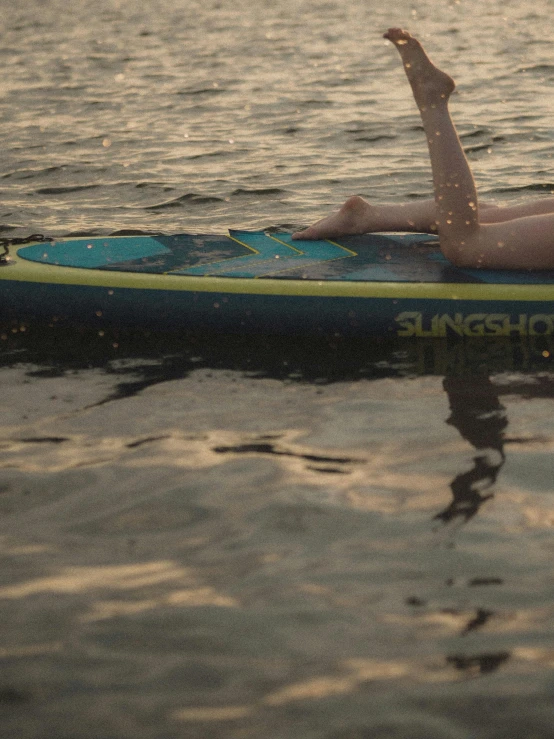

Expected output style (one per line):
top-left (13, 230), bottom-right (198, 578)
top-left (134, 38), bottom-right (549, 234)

top-left (2, 230), bottom-right (554, 338)
top-left (14, 229), bottom-right (554, 284)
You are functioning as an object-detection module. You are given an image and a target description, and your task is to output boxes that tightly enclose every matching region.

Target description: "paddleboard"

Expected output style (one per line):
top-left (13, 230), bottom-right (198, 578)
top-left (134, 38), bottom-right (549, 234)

top-left (2, 229), bottom-right (554, 337)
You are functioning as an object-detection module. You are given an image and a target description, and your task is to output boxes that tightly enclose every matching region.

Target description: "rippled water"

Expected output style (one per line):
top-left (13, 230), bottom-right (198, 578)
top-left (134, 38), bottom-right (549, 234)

top-left (3, 0), bottom-right (554, 238)
top-left (1, 0), bottom-right (554, 737)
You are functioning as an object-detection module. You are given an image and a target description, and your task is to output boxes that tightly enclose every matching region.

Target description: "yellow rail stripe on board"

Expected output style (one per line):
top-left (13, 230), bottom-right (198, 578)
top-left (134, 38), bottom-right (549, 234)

top-left (2, 242), bottom-right (554, 302)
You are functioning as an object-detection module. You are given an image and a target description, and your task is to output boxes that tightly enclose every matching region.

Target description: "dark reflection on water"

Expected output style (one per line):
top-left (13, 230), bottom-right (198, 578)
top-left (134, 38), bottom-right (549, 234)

top-left (2, 327), bottom-right (554, 510)
top-left (213, 441), bottom-right (361, 467)
top-left (2, 323), bottom-right (554, 384)
top-left (446, 651), bottom-right (511, 675)
top-left (436, 376), bottom-right (507, 524)
top-left (2, 326), bottom-right (553, 544)
top-left (1, 326), bottom-right (554, 737)
top-left (2, 327), bottom-right (553, 531)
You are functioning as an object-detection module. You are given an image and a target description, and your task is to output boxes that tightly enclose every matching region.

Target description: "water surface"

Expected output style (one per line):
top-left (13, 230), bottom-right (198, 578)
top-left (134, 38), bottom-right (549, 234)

top-left (1, 1), bottom-right (554, 737)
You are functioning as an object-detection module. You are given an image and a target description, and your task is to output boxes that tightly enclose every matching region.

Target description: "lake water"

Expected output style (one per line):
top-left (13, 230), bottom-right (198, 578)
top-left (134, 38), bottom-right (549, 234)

top-left (1, 1), bottom-right (554, 737)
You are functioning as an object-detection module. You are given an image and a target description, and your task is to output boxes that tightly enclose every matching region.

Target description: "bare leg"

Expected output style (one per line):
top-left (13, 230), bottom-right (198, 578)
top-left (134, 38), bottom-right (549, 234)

top-left (293, 31), bottom-right (467, 242)
top-left (290, 195), bottom-right (554, 240)
top-left (383, 29), bottom-right (479, 255)
top-left (295, 30), bottom-right (554, 269)
top-left (482, 198), bottom-right (554, 221)
top-left (292, 196), bottom-right (440, 239)
top-left (385, 29), bottom-right (554, 269)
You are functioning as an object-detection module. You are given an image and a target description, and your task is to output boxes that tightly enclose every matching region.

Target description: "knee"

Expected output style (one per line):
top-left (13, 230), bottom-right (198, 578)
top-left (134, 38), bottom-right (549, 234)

top-left (343, 195), bottom-right (368, 210)
top-left (439, 237), bottom-right (481, 268)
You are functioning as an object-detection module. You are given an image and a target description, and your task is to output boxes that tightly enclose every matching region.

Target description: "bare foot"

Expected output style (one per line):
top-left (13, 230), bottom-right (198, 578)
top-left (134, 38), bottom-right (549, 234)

top-left (383, 28), bottom-right (455, 109)
top-left (292, 196), bottom-right (374, 240)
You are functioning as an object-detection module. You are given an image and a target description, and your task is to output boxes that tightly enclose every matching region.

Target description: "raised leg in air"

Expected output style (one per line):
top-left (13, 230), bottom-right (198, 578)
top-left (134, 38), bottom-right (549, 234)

top-left (383, 28), bottom-right (480, 265)
top-left (294, 29), bottom-right (554, 269)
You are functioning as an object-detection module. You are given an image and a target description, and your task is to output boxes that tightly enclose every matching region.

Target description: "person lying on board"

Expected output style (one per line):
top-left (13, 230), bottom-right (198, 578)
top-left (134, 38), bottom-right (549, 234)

top-left (293, 29), bottom-right (554, 270)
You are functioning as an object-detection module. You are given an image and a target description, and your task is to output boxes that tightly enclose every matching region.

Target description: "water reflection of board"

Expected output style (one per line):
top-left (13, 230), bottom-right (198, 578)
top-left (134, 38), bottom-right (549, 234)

top-left (2, 230), bottom-right (554, 337)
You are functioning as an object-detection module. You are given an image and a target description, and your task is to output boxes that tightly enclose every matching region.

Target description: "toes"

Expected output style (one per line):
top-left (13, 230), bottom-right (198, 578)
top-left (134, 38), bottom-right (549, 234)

top-left (383, 28), bottom-right (410, 44)
top-left (292, 228), bottom-right (311, 239)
